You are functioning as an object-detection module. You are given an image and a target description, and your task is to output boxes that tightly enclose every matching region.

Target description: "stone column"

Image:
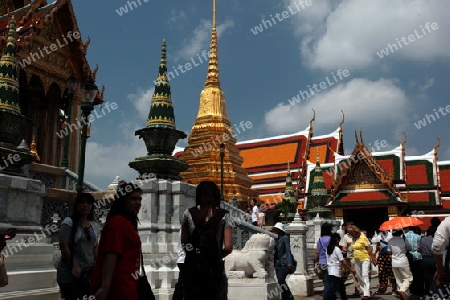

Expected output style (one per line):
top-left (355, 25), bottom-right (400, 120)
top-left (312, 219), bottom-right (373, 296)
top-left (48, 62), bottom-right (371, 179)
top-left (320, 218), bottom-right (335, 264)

top-left (285, 213), bottom-right (313, 297)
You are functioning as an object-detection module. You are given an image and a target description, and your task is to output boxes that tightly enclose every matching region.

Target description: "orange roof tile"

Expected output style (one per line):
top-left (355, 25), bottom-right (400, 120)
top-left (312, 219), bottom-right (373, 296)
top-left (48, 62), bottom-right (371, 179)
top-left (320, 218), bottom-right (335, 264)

top-left (239, 143), bottom-right (300, 170)
top-left (308, 144), bottom-right (329, 165)
top-left (260, 194), bottom-right (284, 205)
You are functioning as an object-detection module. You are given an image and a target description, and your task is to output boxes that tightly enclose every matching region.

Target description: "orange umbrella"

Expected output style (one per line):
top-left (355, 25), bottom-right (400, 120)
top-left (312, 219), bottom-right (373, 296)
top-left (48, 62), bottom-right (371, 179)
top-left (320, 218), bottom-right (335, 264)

top-left (379, 216), bottom-right (424, 231)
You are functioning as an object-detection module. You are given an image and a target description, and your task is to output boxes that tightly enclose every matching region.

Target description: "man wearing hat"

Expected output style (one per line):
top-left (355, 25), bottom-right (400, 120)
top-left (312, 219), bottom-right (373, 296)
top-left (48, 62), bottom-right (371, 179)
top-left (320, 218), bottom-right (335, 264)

top-left (272, 222), bottom-right (294, 300)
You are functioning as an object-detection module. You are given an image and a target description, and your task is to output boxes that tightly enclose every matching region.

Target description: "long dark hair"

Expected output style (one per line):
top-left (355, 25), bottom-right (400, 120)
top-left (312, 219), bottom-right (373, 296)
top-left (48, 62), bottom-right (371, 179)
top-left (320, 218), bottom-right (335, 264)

top-left (327, 233), bottom-right (341, 255)
top-left (194, 181), bottom-right (221, 226)
top-left (68, 193), bottom-right (95, 256)
top-left (107, 182), bottom-right (143, 230)
top-left (320, 223), bottom-right (333, 237)
top-left (71, 192), bottom-right (95, 222)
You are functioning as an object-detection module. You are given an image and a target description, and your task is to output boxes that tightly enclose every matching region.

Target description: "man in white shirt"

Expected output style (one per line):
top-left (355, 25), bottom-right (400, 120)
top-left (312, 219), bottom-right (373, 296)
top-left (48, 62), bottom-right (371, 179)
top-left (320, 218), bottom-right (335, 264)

top-left (250, 199), bottom-right (259, 226)
top-left (432, 216), bottom-right (450, 287)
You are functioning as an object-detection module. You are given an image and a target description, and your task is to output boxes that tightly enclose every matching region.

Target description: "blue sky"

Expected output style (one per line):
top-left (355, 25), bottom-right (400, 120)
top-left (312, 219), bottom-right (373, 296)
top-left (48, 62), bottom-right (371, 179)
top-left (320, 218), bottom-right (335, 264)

top-left (71, 0), bottom-right (450, 189)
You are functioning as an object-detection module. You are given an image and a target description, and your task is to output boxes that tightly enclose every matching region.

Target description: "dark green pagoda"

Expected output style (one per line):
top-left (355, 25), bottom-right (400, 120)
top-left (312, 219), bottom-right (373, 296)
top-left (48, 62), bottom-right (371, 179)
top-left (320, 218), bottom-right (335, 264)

top-left (0, 15), bottom-right (34, 175)
top-left (306, 150), bottom-right (333, 219)
top-left (129, 40), bottom-right (188, 180)
top-left (276, 163), bottom-right (298, 223)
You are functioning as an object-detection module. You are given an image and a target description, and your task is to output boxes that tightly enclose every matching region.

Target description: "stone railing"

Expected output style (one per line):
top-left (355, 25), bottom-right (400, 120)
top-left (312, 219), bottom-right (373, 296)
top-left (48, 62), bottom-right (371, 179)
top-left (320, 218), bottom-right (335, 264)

top-left (220, 201), bottom-right (276, 249)
top-left (64, 169), bottom-right (100, 192)
top-left (27, 162), bottom-right (100, 192)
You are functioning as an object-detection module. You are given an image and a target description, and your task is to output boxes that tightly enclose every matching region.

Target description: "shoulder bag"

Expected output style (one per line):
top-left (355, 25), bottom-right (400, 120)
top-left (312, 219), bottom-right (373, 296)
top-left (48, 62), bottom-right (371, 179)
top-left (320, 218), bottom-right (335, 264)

top-left (138, 253), bottom-right (156, 300)
top-left (0, 254), bottom-right (8, 287)
top-left (314, 238), bottom-right (325, 279)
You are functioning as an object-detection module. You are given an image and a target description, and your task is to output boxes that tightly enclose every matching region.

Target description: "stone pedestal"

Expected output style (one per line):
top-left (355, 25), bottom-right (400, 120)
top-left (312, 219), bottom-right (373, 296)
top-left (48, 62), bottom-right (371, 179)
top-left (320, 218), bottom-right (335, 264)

top-left (285, 213), bottom-right (314, 297)
top-left (0, 173), bottom-right (60, 299)
top-left (137, 179), bottom-right (196, 300)
top-left (228, 280), bottom-right (280, 300)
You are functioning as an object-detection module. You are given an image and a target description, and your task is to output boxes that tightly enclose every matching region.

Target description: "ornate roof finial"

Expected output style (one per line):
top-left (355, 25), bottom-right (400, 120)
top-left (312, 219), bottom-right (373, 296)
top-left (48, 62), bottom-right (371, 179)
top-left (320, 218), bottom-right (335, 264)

top-left (30, 136), bottom-right (41, 162)
top-left (287, 161), bottom-right (290, 172)
top-left (337, 110), bottom-right (345, 155)
top-left (309, 109), bottom-right (316, 128)
top-left (400, 132), bottom-right (407, 148)
top-left (0, 14), bottom-right (21, 115)
top-left (92, 64), bottom-right (98, 81)
top-left (146, 39), bottom-right (176, 129)
top-left (434, 137), bottom-right (441, 153)
top-left (359, 129), bottom-right (364, 145)
top-left (339, 110), bottom-right (345, 129)
top-left (205, 0), bottom-right (220, 88)
top-left (354, 129), bottom-right (359, 145)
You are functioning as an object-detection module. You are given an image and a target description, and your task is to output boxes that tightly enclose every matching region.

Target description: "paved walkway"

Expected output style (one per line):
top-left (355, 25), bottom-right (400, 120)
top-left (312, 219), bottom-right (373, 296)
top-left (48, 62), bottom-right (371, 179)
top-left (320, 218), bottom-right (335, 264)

top-left (295, 276), bottom-right (424, 300)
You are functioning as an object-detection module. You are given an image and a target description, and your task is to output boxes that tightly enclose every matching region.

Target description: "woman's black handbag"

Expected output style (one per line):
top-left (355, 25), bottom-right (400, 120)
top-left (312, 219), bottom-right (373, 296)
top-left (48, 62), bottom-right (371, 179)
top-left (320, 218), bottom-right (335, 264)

top-left (138, 253), bottom-right (155, 300)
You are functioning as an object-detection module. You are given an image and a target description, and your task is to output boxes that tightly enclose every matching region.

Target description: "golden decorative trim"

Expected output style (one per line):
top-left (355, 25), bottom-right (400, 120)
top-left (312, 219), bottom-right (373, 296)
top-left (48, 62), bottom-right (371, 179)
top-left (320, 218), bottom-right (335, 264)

top-left (335, 208), bottom-right (343, 218)
top-left (341, 183), bottom-right (386, 190)
top-left (0, 102), bottom-right (20, 113)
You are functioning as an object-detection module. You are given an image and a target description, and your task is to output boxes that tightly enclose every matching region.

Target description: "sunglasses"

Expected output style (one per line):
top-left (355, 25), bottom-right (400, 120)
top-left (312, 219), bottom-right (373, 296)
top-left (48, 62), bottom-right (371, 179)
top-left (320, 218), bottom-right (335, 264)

top-left (83, 227), bottom-right (91, 241)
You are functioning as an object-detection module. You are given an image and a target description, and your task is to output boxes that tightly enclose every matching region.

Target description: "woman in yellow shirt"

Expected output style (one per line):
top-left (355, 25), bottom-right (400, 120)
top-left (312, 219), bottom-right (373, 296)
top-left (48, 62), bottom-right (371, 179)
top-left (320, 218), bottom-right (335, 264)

top-left (348, 225), bottom-right (377, 299)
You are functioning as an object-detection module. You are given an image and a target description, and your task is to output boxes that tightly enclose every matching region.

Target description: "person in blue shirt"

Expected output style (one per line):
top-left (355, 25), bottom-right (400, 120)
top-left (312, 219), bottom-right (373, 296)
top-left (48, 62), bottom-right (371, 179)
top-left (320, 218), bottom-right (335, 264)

top-left (273, 222), bottom-right (294, 300)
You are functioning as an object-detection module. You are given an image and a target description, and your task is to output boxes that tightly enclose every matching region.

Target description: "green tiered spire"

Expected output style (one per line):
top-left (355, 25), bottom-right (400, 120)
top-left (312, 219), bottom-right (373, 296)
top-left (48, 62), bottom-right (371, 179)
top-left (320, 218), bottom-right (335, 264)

top-left (307, 149), bottom-right (332, 219)
top-left (283, 162), bottom-right (297, 202)
top-left (146, 40), bottom-right (176, 129)
top-left (130, 40), bottom-right (187, 180)
top-left (310, 153), bottom-right (327, 195)
top-left (0, 15), bottom-right (20, 115)
top-left (0, 15), bottom-right (35, 175)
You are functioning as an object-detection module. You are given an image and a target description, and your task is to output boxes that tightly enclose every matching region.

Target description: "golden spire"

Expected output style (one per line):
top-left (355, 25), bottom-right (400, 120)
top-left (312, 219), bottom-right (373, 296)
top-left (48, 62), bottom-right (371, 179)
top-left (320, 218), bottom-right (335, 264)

top-left (205, 0), bottom-right (220, 88)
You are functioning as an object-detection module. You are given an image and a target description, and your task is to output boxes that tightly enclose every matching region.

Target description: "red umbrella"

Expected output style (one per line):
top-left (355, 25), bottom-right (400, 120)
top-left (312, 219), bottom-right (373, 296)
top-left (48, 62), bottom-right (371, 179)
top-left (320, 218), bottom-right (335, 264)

top-left (379, 216), bottom-right (424, 231)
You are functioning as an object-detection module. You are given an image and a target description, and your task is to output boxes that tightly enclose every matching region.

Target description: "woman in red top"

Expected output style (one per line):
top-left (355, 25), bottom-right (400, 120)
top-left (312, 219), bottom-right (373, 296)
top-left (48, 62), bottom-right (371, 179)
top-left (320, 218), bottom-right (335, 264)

top-left (92, 182), bottom-right (143, 300)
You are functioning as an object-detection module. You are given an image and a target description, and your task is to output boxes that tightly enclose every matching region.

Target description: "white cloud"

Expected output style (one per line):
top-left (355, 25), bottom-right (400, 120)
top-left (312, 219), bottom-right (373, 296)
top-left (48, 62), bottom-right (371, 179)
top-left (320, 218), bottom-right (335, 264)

top-left (168, 10), bottom-right (187, 24)
top-left (264, 78), bottom-right (409, 134)
top-left (419, 78), bottom-right (435, 92)
top-left (286, 0), bottom-right (450, 70)
top-left (84, 138), bottom-right (146, 190)
top-left (176, 19), bottom-right (234, 61)
top-left (127, 87), bottom-right (154, 121)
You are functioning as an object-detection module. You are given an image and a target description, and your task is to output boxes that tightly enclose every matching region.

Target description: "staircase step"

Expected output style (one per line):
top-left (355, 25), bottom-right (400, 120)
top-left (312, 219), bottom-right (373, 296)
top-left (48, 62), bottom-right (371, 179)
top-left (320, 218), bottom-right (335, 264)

top-left (0, 287), bottom-right (60, 300)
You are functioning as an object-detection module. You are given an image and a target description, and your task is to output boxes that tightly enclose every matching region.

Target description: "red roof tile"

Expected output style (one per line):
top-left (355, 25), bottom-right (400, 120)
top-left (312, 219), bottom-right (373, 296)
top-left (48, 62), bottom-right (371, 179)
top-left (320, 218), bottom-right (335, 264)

top-left (339, 191), bottom-right (390, 202)
top-left (439, 168), bottom-right (450, 193)
top-left (407, 192), bottom-right (431, 203)
top-left (406, 164), bottom-right (432, 186)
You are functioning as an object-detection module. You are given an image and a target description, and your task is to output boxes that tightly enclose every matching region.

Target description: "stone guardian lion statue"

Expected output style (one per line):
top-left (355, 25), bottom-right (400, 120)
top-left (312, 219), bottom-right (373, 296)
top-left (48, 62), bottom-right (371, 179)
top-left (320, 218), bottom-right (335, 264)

top-left (224, 233), bottom-right (275, 279)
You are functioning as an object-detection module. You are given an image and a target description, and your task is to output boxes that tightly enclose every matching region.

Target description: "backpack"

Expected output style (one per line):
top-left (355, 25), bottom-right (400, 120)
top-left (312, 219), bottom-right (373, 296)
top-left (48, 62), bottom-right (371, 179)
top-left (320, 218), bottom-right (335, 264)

top-left (184, 207), bottom-right (227, 285)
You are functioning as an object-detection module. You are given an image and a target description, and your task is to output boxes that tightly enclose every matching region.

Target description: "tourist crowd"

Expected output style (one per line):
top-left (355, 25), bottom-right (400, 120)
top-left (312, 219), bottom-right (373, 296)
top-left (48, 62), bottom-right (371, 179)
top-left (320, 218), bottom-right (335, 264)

top-left (316, 217), bottom-right (450, 300)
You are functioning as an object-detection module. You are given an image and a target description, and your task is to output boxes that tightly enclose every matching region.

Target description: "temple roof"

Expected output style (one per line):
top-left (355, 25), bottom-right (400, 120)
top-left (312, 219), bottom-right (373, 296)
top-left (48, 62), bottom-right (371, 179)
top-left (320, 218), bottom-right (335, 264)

top-left (236, 126), bottom-right (340, 173)
top-left (0, 0), bottom-right (104, 104)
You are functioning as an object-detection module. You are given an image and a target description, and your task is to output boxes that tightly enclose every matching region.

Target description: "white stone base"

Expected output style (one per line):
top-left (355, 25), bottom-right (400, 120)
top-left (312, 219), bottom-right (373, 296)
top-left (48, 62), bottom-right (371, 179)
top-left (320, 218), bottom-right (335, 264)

top-left (286, 274), bottom-right (314, 297)
top-left (228, 281), bottom-right (281, 300)
top-left (0, 287), bottom-right (60, 300)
